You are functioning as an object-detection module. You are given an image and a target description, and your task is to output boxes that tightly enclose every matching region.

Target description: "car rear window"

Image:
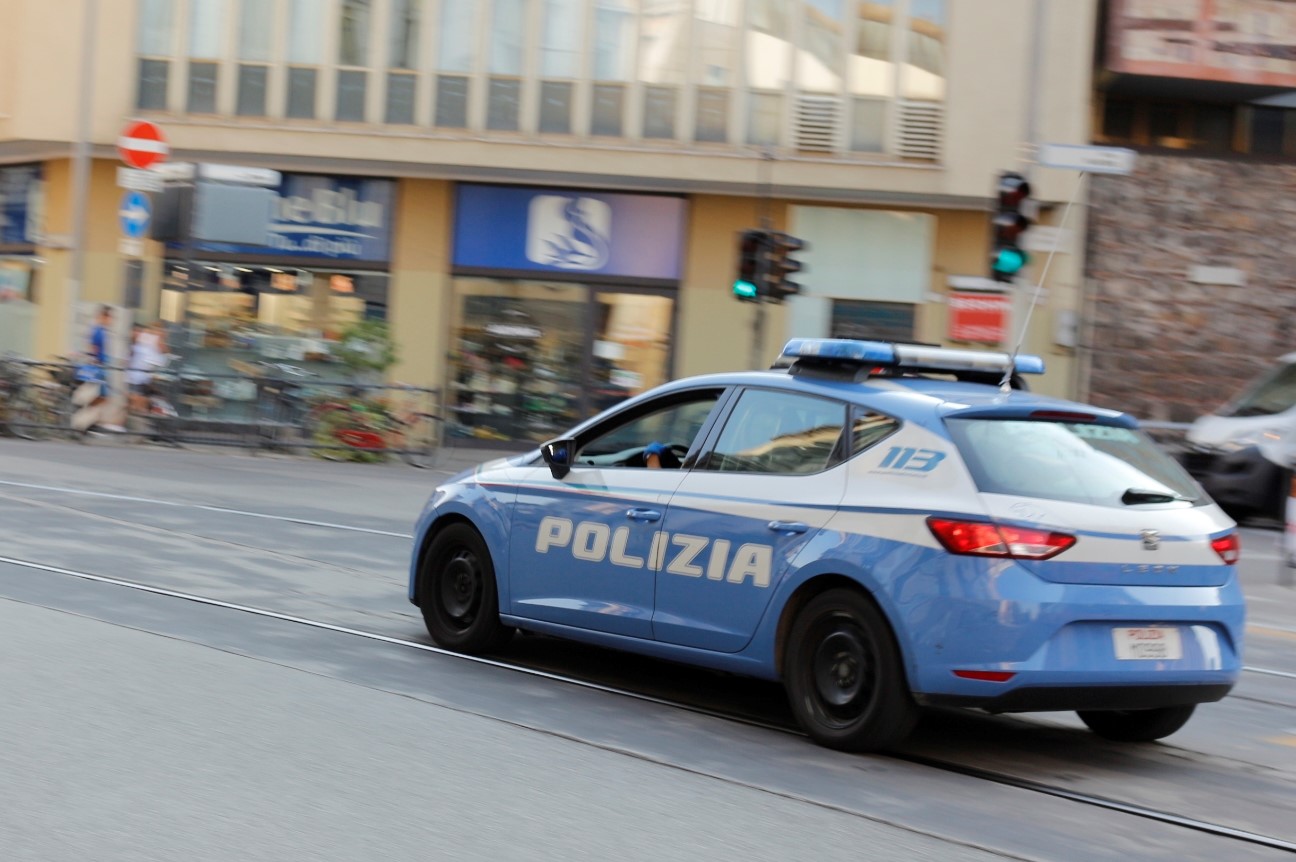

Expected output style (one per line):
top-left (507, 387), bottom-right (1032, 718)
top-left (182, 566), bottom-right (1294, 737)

top-left (946, 419), bottom-right (1202, 507)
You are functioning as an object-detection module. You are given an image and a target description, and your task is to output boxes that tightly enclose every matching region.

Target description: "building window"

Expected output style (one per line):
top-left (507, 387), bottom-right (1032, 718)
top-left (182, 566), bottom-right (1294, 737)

top-left (237, 65), bottom-right (269, 116)
top-left (747, 91), bottom-right (781, 146)
top-left (541, 0), bottom-right (582, 134)
top-left (851, 98), bottom-right (885, 152)
top-left (137, 59), bottom-right (170, 110)
top-left (287, 67), bottom-right (317, 118)
top-left (239, 0), bottom-right (274, 62)
top-left (643, 86), bottom-right (677, 139)
top-left (592, 84), bottom-right (625, 136)
top-left (438, 1), bottom-right (475, 73)
top-left (903, 0), bottom-right (946, 101)
top-left (389, 0), bottom-right (420, 69)
top-left (339, 0), bottom-right (372, 67)
top-left (336, 70), bottom-right (368, 121)
top-left (436, 76), bottom-right (470, 127)
top-left (488, 79), bottom-right (521, 131)
top-left (695, 87), bottom-right (728, 142)
top-left (187, 61), bottom-right (218, 113)
top-left (539, 81), bottom-right (573, 134)
top-left (386, 72), bottom-right (417, 124)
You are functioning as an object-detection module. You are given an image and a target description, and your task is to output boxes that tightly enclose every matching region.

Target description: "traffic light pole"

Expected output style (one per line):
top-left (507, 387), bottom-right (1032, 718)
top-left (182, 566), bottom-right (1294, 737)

top-left (750, 150), bottom-right (775, 370)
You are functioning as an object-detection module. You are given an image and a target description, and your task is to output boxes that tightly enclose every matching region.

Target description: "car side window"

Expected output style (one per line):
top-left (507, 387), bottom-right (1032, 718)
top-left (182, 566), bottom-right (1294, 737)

top-left (851, 409), bottom-right (901, 455)
top-left (576, 391), bottom-right (723, 469)
top-left (704, 390), bottom-right (846, 475)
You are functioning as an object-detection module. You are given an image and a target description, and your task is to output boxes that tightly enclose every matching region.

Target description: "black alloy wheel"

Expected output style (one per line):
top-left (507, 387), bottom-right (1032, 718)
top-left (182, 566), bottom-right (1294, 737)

top-left (1077, 704), bottom-right (1196, 742)
top-left (784, 588), bottom-right (918, 752)
top-left (419, 523), bottom-right (513, 652)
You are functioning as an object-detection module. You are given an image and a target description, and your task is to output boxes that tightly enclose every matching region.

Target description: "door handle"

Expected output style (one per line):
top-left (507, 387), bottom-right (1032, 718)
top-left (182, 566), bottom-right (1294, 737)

top-left (767, 520), bottom-right (809, 535)
top-left (626, 508), bottom-right (662, 523)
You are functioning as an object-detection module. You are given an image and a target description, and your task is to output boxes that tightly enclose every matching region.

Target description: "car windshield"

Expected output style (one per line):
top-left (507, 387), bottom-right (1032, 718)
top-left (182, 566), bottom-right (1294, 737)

top-left (1221, 361), bottom-right (1296, 417)
top-left (947, 419), bottom-right (1202, 507)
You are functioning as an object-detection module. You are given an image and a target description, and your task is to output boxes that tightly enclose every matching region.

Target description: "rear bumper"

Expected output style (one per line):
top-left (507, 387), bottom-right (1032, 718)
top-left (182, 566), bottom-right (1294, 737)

top-left (918, 682), bottom-right (1233, 713)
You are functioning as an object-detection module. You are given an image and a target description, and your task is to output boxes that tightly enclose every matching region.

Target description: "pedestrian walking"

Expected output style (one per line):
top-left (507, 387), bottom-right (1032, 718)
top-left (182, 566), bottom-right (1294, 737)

top-left (127, 321), bottom-right (169, 415)
top-left (71, 305), bottom-right (126, 433)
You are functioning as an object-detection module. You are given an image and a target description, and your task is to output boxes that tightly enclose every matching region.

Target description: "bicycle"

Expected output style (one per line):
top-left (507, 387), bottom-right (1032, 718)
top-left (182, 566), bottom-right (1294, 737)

top-left (302, 387), bottom-right (442, 468)
top-left (1, 359), bottom-right (72, 440)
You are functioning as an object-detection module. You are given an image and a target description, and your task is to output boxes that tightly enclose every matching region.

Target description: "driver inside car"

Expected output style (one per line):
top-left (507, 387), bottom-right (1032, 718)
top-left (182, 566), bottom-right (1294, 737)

top-left (643, 441), bottom-right (680, 469)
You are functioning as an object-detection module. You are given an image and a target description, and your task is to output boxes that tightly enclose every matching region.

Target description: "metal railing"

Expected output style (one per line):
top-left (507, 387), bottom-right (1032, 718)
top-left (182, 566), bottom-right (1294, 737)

top-left (0, 356), bottom-right (444, 467)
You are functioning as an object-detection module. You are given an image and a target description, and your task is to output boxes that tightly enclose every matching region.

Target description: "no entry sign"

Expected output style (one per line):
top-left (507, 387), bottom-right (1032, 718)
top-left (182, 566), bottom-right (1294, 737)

top-left (117, 120), bottom-right (169, 170)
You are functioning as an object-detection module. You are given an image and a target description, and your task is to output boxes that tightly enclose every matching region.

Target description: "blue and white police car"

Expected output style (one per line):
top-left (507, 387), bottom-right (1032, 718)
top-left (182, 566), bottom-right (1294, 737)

top-left (409, 339), bottom-right (1244, 752)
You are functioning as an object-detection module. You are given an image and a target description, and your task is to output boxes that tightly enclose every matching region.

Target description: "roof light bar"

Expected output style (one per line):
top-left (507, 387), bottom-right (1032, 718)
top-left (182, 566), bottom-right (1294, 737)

top-left (778, 338), bottom-right (1045, 375)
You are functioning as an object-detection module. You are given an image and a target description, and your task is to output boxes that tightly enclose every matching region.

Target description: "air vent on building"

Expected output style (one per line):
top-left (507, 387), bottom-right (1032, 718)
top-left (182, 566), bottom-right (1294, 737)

top-left (895, 99), bottom-right (943, 161)
top-left (794, 95), bottom-right (841, 154)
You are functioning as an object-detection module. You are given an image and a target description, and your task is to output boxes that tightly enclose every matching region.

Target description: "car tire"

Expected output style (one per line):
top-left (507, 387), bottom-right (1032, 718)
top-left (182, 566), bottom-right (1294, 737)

top-left (784, 588), bottom-right (918, 752)
top-left (1076, 705), bottom-right (1196, 742)
top-left (419, 523), bottom-right (514, 653)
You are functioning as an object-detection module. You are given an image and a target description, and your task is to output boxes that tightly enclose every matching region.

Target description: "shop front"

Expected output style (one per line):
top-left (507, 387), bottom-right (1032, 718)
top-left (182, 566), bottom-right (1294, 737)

top-left (161, 172), bottom-right (395, 383)
top-left (449, 184), bottom-right (686, 443)
top-left (0, 164), bottom-right (44, 356)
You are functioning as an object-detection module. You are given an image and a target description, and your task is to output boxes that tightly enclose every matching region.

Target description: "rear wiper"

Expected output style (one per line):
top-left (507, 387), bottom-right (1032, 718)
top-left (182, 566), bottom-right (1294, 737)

top-left (1121, 488), bottom-right (1196, 505)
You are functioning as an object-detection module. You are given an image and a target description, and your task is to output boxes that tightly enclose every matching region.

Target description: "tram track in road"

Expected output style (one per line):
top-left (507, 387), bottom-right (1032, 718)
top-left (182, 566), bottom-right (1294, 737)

top-left (0, 551), bottom-right (1294, 857)
top-left (1, 477), bottom-right (1292, 682)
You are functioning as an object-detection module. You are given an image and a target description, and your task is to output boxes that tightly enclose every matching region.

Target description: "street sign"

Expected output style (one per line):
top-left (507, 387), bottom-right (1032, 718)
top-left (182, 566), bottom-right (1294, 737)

top-left (119, 191), bottom-right (152, 239)
top-left (198, 164), bottom-right (282, 186)
top-left (948, 291), bottom-right (1011, 344)
top-left (1038, 143), bottom-right (1137, 175)
top-left (117, 166), bottom-right (164, 193)
top-left (118, 238), bottom-right (143, 257)
top-left (117, 120), bottom-right (169, 170)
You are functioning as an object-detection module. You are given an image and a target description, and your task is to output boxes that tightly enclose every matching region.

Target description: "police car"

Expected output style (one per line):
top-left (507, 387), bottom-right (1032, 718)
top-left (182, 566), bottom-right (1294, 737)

top-left (409, 339), bottom-right (1244, 752)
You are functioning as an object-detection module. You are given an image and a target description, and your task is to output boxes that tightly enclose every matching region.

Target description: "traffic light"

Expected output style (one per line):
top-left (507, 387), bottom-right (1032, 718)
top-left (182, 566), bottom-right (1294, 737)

top-left (733, 228), bottom-right (769, 301)
top-left (763, 232), bottom-right (806, 302)
top-left (990, 171), bottom-right (1031, 283)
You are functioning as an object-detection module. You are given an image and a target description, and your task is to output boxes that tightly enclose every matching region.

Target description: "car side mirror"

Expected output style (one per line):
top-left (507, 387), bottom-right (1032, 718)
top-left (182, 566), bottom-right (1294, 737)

top-left (541, 437), bottom-right (575, 479)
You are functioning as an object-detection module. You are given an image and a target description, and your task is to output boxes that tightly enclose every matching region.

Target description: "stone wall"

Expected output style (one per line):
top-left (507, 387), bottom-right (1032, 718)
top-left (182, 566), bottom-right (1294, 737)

top-left (1085, 154), bottom-right (1296, 422)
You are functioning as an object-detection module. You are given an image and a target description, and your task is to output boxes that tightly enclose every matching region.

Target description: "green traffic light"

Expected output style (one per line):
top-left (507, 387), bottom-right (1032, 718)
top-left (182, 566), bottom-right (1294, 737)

top-left (733, 279), bottom-right (757, 298)
top-left (992, 248), bottom-right (1029, 275)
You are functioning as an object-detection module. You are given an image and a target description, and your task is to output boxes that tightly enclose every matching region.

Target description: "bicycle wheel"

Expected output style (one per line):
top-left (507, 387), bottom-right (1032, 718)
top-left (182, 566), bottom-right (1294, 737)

top-left (8, 394), bottom-right (54, 441)
top-left (401, 413), bottom-right (442, 468)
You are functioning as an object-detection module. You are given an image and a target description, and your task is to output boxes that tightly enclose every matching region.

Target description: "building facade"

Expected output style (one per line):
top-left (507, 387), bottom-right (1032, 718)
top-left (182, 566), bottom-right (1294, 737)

top-left (0, 0), bottom-right (1096, 443)
top-left (1087, 0), bottom-right (1296, 422)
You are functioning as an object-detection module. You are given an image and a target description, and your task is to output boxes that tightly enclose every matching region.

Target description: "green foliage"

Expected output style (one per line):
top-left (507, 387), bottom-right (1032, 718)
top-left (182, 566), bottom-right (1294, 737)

top-left (334, 320), bottom-right (398, 376)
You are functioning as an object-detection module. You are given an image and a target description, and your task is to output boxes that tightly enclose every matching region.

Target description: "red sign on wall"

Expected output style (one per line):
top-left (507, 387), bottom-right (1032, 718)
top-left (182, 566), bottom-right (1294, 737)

top-left (948, 291), bottom-right (1009, 344)
top-left (117, 120), bottom-right (169, 170)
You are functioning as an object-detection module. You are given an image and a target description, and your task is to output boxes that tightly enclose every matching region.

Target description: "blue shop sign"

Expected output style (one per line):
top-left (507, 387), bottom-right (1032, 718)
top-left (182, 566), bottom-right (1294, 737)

top-left (0, 164), bottom-right (43, 246)
top-left (453, 184), bottom-right (686, 281)
top-left (193, 174), bottom-right (394, 262)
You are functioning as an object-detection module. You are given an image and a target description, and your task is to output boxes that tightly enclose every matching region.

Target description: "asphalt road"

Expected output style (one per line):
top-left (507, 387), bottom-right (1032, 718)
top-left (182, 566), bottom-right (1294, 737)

top-left (0, 438), bottom-right (1293, 860)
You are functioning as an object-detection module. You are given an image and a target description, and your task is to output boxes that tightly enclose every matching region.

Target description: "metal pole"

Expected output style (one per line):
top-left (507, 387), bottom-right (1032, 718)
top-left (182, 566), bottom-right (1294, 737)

top-left (749, 150), bottom-right (775, 370)
top-left (66, 0), bottom-right (98, 356)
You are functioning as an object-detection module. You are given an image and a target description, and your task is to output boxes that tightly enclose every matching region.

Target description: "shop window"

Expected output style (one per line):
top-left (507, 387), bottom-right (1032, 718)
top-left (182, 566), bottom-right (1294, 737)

top-left (643, 86), bottom-right (677, 139)
top-left (1149, 103), bottom-right (1187, 147)
top-left (187, 62), bottom-right (218, 114)
top-left (592, 84), bottom-right (625, 136)
top-left (830, 299), bottom-right (915, 343)
top-left (436, 75), bottom-right (469, 128)
top-left (1101, 98), bottom-right (1136, 142)
top-left (448, 281), bottom-right (675, 443)
top-left (137, 59), bottom-right (169, 111)
top-left (386, 72), bottom-right (417, 124)
top-left (237, 65), bottom-right (268, 116)
top-left (539, 81), bottom-right (573, 134)
top-left (336, 70), bottom-right (368, 121)
top-left (488, 78), bottom-right (521, 131)
top-left (1248, 106), bottom-right (1293, 157)
top-left (695, 88), bottom-right (728, 142)
top-left (1193, 104), bottom-right (1235, 153)
top-left (287, 68), bottom-right (317, 118)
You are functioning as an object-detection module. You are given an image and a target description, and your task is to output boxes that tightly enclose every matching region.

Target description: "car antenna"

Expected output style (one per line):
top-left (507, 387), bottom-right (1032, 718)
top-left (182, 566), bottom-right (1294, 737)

top-left (999, 171), bottom-right (1086, 393)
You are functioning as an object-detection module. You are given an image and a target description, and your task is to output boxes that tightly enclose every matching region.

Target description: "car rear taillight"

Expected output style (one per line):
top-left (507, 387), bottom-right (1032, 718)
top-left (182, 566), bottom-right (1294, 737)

top-left (927, 517), bottom-right (1076, 561)
top-left (1210, 533), bottom-right (1240, 565)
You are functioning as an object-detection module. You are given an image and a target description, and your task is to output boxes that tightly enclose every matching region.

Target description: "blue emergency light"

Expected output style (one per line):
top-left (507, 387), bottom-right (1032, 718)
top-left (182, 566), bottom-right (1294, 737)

top-left (778, 338), bottom-right (1045, 376)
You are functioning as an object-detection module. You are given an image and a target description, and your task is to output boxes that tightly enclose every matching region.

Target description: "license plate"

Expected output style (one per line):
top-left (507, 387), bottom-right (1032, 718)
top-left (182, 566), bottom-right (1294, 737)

top-left (1112, 627), bottom-right (1182, 660)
